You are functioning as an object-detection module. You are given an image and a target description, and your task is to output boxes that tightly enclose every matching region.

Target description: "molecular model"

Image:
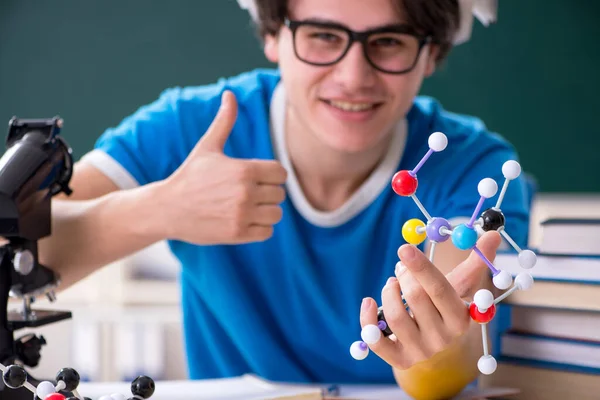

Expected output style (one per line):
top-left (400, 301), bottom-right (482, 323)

top-left (349, 132), bottom-right (537, 375)
top-left (0, 362), bottom-right (155, 400)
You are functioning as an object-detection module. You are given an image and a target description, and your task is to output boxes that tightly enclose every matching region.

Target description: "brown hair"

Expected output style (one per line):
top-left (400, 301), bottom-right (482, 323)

top-left (253, 0), bottom-right (461, 64)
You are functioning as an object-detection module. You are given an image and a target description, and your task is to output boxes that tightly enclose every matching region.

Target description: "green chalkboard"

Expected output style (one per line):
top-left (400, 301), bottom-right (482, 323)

top-left (1, 0), bottom-right (598, 192)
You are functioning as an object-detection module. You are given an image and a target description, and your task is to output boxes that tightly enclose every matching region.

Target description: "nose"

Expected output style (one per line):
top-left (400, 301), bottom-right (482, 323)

top-left (332, 42), bottom-right (377, 90)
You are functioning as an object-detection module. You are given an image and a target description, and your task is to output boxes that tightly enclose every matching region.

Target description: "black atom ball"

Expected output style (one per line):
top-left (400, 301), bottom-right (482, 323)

top-left (481, 208), bottom-right (505, 232)
top-left (377, 308), bottom-right (393, 337)
top-left (131, 375), bottom-right (155, 398)
top-left (56, 367), bottom-right (80, 391)
top-left (3, 365), bottom-right (27, 389)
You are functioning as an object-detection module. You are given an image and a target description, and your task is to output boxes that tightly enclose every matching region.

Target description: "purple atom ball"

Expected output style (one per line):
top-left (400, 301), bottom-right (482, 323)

top-left (426, 217), bottom-right (451, 242)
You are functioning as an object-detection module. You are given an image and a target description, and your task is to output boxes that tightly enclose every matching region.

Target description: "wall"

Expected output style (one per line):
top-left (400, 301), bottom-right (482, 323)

top-left (420, 0), bottom-right (600, 193)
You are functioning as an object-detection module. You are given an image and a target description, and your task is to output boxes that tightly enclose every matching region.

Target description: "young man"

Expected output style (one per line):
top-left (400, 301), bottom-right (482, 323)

top-left (38, 0), bottom-right (531, 398)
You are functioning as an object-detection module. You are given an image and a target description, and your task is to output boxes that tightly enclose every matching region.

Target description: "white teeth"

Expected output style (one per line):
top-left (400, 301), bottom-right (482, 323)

top-left (328, 100), bottom-right (375, 112)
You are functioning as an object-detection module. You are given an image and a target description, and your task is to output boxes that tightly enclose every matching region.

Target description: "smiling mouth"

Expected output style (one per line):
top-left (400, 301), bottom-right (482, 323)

top-left (323, 99), bottom-right (382, 112)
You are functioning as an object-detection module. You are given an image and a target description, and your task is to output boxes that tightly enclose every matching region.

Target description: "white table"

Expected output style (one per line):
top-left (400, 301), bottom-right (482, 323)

top-left (75, 374), bottom-right (520, 400)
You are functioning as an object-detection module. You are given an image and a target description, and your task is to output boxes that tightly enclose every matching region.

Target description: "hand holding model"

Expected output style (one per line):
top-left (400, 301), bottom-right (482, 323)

top-left (158, 90), bottom-right (288, 244)
top-left (359, 231), bottom-right (501, 370)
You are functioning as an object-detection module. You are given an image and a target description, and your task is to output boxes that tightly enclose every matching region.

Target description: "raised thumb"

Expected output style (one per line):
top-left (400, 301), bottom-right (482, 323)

top-left (191, 90), bottom-right (238, 154)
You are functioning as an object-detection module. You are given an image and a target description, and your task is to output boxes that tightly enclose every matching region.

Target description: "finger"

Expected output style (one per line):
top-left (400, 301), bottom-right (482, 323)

top-left (397, 244), bottom-right (464, 318)
top-left (447, 231), bottom-right (502, 298)
top-left (237, 225), bottom-right (274, 243)
top-left (380, 277), bottom-right (421, 352)
top-left (251, 205), bottom-right (283, 226)
top-left (359, 294), bottom-right (404, 367)
top-left (395, 261), bottom-right (443, 334)
top-left (253, 184), bottom-right (286, 205)
top-left (396, 263), bottom-right (456, 357)
top-left (247, 159), bottom-right (288, 185)
top-left (192, 90), bottom-right (238, 154)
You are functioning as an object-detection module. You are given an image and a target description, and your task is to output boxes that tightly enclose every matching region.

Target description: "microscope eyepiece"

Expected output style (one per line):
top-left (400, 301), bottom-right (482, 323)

top-left (0, 117), bottom-right (73, 240)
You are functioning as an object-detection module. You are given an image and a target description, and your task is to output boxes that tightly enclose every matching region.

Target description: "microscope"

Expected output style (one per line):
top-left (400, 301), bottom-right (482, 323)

top-left (0, 117), bottom-right (156, 400)
top-left (0, 116), bottom-right (74, 398)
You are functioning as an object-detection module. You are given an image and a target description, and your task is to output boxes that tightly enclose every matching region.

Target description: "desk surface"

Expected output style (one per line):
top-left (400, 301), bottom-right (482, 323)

top-left (76, 376), bottom-right (519, 400)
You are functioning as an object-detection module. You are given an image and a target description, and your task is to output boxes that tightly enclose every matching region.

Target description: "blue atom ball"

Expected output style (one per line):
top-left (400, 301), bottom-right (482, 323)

top-left (452, 224), bottom-right (478, 250)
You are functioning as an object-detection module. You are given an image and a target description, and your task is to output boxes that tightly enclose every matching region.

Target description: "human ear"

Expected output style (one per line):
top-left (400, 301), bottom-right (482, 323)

top-left (263, 34), bottom-right (279, 63)
top-left (423, 45), bottom-right (441, 77)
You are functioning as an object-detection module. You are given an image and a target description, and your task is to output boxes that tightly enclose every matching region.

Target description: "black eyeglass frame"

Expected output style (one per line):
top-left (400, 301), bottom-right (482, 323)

top-left (284, 18), bottom-right (433, 75)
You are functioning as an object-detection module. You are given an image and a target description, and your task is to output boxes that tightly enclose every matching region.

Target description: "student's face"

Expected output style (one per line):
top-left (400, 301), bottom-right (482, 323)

top-left (264, 0), bottom-right (439, 154)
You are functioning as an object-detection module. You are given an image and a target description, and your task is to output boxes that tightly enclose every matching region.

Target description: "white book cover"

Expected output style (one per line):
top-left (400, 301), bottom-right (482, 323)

top-left (510, 306), bottom-right (600, 342)
top-left (500, 331), bottom-right (600, 371)
top-left (539, 218), bottom-right (600, 256)
top-left (495, 252), bottom-right (600, 284)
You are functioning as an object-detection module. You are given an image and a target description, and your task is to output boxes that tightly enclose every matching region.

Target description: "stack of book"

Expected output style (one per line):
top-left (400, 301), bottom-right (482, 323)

top-left (479, 218), bottom-right (600, 399)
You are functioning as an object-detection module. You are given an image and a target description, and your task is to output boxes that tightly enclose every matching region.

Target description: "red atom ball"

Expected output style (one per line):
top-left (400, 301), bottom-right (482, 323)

top-left (45, 394), bottom-right (66, 400)
top-left (469, 302), bottom-right (496, 324)
top-left (391, 170), bottom-right (418, 196)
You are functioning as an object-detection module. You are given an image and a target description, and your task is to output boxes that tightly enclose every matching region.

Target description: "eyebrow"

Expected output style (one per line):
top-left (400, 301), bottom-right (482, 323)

top-left (296, 17), bottom-right (408, 32)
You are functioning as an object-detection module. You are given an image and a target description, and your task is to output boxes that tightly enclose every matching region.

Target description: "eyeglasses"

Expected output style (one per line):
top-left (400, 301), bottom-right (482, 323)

top-left (284, 18), bottom-right (432, 75)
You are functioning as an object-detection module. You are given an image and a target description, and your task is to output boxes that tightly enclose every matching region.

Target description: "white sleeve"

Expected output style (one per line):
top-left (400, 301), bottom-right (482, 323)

top-left (79, 149), bottom-right (141, 190)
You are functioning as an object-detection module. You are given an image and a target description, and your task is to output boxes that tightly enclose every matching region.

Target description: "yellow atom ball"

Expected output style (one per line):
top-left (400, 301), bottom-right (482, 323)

top-left (402, 219), bottom-right (426, 245)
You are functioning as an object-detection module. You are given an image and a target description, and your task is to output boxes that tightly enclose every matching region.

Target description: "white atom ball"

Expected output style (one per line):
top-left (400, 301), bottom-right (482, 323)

top-left (493, 270), bottom-right (513, 290)
top-left (478, 355), bottom-right (497, 375)
top-left (518, 250), bottom-right (537, 269)
top-left (36, 381), bottom-right (56, 399)
top-left (478, 178), bottom-right (498, 198)
top-left (428, 132), bottom-right (448, 152)
top-left (98, 396), bottom-right (112, 400)
top-left (361, 324), bottom-right (382, 344)
top-left (502, 160), bottom-right (521, 180)
top-left (110, 394), bottom-right (127, 400)
top-left (515, 272), bottom-right (534, 290)
top-left (350, 341), bottom-right (369, 360)
top-left (473, 289), bottom-right (494, 310)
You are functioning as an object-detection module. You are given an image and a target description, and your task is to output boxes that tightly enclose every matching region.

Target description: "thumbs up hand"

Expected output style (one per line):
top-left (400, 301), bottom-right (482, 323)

top-left (159, 90), bottom-right (288, 244)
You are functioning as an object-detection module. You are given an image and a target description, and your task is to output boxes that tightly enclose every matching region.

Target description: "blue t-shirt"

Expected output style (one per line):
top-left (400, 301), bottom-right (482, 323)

top-left (86, 68), bottom-right (531, 385)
